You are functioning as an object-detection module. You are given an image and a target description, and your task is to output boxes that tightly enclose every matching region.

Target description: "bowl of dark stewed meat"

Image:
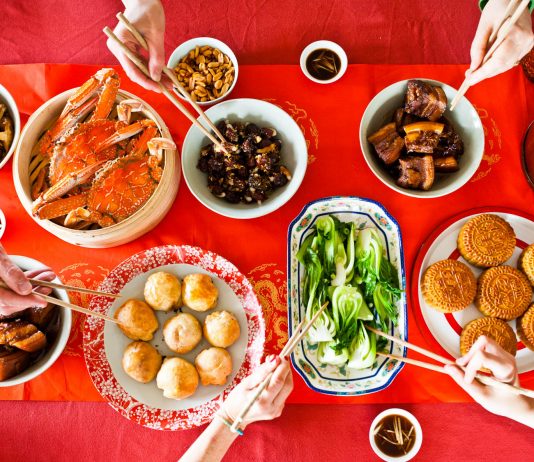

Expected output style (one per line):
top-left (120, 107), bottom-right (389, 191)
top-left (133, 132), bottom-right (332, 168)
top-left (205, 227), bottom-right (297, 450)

top-left (0, 256), bottom-right (71, 386)
top-left (181, 98), bottom-right (308, 218)
top-left (359, 79), bottom-right (484, 198)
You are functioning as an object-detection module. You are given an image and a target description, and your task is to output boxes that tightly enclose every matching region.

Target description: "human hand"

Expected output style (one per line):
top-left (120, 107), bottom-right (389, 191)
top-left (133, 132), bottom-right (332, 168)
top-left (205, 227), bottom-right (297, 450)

top-left (107, 0), bottom-right (166, 92)
top-left (220, 355), bottom-right (293, 428)
top-left (467, 0), bottom-right (534, 85)
top-left (0, 245), bottom-right (55, 317)
top-left (445, 335), bottom-right (522, 417)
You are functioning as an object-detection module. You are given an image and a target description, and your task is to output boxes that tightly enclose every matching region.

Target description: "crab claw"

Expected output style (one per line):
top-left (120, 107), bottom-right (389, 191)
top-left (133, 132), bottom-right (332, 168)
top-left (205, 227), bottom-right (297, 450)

top-left (147, 138), bottom-right (177, 163)
top-left (32, 160), bottom-right (106, 216)
top-left (117, 99), bottom-right (145, 123)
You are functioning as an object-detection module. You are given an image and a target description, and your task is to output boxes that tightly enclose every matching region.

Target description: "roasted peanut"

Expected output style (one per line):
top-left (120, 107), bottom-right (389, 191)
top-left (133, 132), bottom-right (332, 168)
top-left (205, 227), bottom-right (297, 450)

top-left (173, 45), bottom-right (235, 100)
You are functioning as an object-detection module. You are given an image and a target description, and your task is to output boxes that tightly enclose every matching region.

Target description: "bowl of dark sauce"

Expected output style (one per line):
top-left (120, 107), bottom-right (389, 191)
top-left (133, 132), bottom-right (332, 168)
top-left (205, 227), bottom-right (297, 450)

top-left (369, 408), bottom-right (422, 461)
top-left (521, 120), bottom-right (534, 191)
top-left (300, 40), bottom-right (347, 84)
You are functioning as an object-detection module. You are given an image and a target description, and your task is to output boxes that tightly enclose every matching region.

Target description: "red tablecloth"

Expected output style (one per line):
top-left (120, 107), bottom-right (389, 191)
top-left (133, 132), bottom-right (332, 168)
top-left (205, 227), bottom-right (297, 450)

top-left (1, 1), bottom-right (534, 461)
top-left (1, 62), bottom-right (533, 406)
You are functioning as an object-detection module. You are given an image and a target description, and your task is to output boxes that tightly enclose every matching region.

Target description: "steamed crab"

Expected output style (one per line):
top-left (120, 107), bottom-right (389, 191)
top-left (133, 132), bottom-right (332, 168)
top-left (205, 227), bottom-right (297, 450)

top-left (30, 68), bottom-right (175, 228)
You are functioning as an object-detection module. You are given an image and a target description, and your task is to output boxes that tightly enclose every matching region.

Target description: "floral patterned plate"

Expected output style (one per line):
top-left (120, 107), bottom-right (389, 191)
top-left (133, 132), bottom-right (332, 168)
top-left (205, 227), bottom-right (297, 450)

top-left (83, 245), bottom-right (265, 431)
top-left (287, 196), bottom-right (407, 395)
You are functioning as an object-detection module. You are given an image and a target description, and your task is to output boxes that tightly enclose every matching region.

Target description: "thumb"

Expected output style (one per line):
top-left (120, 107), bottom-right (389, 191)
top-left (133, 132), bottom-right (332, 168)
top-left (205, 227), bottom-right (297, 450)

top-left (147, 36), bottom-right (165, 82)
top-left (241, 356), bottom-right (279, 390)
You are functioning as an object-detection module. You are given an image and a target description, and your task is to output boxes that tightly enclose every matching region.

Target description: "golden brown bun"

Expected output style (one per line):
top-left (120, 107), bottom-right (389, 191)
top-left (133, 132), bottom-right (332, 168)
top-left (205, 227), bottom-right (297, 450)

top-left (421, 260), bottom-right (476, 313)
top-left (144, 272), bottom-right (182, 311)
top-left (457, 214), bottom-right (515, 267)
top-left (163, 313), bottom-right (202, 354)
top-left (518, 244), bottom-right (534, 286)
top-left (156, 357), bottom-right (199, 400)
top-left (195, 347), bottom-right (233, 386)
top-left (517, 303), bottom-right (534, 351)
top-left (203, 310), bottom-right (241, 348)
top-left (115, 299), bottom-right (159, 341)
top-left (122, 341), bottom-right (162, 383)
top-left (182, 274), bottom-right (218, 312)
top-left (460, 317), bottom-right (517, 356)
top-left (475, 266), bottom-right (532, 320)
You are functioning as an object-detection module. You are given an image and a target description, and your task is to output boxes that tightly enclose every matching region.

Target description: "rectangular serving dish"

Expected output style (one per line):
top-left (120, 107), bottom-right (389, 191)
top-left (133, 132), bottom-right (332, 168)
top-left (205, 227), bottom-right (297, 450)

top-left (287, 196), bottom-right (407, 395)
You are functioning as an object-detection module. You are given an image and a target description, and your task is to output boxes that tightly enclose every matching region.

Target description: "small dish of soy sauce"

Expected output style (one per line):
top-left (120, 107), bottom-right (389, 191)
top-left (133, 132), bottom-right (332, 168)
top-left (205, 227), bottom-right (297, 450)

top-left (300, 40), bottom-right (348, 84)
top-left (369, 408), bottom-right (423, 461)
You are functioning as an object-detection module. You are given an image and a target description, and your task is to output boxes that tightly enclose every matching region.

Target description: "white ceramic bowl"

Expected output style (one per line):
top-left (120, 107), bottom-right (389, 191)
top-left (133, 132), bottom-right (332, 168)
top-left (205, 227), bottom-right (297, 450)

top-left (0, 255), bottom-right (72, 387)
top-left (369, 408), bottom-right (423, 462)
top-left (359, 79), bottom-right (484, 198)
top-left (299, 40), bottom-right (348, 84)
top-left (13, 88), bottom-right (180, 248)
top-left (181, 98), bottom-right (308, 219)
top-left (0, 83), bottom-right (21, 170)
top-left (167, 37), bottom-right (239, 106)
top-left (0, 208), bottom-right (5, 240)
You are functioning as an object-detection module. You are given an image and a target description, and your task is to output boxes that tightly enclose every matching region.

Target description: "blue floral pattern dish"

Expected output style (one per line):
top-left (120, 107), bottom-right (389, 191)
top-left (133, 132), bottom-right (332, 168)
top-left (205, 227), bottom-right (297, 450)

top-left (287, 196), bottom-right (407, 395)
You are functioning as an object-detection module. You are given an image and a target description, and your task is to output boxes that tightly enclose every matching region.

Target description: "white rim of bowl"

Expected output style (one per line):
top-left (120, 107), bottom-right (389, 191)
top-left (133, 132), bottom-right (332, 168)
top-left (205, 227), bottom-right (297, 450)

top-left (0, 83), bottom-right (21, 170)
top-left (167, 37), bottom-right (239, 106)
top-left (369, 408), bottom-right (423, 462)
top-left (181, 98), bottom-right (307, 219)
top-left (0, 208), bottom-right (5, 239)
top-left (299, 40), bottom-right (348, 84)
top-left (0, 255), bottom-right (72, 387)
top-left (359, 78), bottom-right (484, 199)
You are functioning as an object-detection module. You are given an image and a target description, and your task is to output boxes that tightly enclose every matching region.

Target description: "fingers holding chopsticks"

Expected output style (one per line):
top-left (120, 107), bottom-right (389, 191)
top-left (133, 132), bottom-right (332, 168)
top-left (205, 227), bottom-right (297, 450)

top-left (106, 1), bottom-right (166, 92)
top-left (467, 0), bottom-right (533, 86)
top-left (454, 335), bottom-right (518, 385)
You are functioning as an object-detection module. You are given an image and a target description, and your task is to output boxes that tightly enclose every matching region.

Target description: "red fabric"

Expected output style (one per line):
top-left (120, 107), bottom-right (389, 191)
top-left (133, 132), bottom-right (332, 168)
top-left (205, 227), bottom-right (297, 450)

top-left (0, 0), bottom-right (480, 66)
top-left (1, 401), bottom-right (533, 461)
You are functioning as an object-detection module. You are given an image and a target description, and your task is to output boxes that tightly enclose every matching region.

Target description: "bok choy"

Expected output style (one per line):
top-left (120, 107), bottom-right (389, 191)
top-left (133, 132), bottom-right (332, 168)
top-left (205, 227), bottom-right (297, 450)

top-left (298, 215), bottom-right (402, 370)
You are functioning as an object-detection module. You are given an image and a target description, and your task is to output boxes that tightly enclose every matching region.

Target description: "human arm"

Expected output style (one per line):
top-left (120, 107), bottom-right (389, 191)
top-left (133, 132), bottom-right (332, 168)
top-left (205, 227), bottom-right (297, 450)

top-left (106, 0), bottom-right (166, 92)
top-left (179, 356), bottom-right (293, 462)
top-left (0, 244), bottom-right (55, 317)
top-left (445, 335), bottom-right (534, 428)
top-left (467, 0), bottom-right (534, 85)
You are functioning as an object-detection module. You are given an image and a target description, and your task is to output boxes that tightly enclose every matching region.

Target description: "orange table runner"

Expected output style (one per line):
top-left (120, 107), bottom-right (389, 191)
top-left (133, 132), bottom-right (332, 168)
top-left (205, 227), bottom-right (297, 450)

top-left (0, 63), bottom-right (532, 403)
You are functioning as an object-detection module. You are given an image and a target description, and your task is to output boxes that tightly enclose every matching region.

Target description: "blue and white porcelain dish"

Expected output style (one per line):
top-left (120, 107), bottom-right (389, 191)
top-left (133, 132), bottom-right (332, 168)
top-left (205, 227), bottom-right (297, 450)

top-left (287, 196), bottom-right (407, 395)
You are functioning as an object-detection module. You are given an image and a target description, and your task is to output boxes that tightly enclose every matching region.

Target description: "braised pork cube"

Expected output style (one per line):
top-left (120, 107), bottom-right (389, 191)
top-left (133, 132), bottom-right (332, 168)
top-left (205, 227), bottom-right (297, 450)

top-left (404, 80), bottom-right (447, 121)
top-left (434, 156), bottom-right (459, 172)
top-left (368, 123), bottom-right (405, 165)
top-left (435, 124), bottom-right (464, 158)
top-left (396, 155), bottom-right (435, 190)
top-left (393, 108), bottom-right (425, 133)
top-left (403, 122), bottom-right (444, 154)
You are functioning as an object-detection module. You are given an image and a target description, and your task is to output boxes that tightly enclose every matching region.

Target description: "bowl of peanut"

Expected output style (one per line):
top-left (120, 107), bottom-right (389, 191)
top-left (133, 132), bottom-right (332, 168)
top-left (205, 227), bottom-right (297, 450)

top-left (168, 37), bottom-right (238, 106)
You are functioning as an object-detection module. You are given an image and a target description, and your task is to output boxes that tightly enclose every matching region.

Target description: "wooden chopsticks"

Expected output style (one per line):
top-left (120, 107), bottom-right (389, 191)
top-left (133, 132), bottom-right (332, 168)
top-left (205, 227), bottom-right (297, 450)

top-left (115, 13), bottom-right (227, 145)
top-left (28, 278), bottom-right (120, 299)
top-left (0, 278), bottom-right (121, 325)
top-left (450, 0), bottom-right (531, 111)
top-left (370, 326), bottom-right (534, 399)
top-left (104, 17), bottom-right (228, 153)
top-left (229, 302), bottom-right (329, 432)
top-left (36, 292), bottom-right (121, 325)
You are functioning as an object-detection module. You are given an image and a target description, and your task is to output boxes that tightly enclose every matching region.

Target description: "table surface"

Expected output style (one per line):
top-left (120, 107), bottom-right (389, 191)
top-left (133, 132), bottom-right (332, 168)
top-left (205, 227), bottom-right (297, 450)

top-left (1, 1), bottom-right (534, 461)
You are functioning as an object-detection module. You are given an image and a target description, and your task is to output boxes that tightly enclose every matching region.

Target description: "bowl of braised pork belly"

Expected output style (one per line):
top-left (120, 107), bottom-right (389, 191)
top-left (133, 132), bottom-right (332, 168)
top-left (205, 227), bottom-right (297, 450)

top-left (359, 79), bottom-right (484, 198)
top-left (0, 256), bottom-right (71, 387)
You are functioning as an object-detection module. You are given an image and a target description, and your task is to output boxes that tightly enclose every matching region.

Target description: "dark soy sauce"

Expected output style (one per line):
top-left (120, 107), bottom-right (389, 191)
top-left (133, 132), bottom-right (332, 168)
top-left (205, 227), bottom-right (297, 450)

top-left (305, 49), bottom-right (341, 81)
top-left (373, 414), bottom-right (416, 457)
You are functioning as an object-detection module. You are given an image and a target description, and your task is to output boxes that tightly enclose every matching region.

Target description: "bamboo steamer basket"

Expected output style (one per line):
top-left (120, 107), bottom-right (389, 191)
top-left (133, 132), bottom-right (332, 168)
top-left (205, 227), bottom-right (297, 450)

top-left (13, 89), bottom-right (180, 248)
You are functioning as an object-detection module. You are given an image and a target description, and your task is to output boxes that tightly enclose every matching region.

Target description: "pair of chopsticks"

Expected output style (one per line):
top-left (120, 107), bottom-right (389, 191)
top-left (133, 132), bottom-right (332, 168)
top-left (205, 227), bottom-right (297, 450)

top-left (104, 13), bottom-right (228, 152)
top-left (368, 326), bottom-right (534, 399)
top-left (229, 302), bottom-right (329, 432)
top-left (450, 0), bottom-right (531, 110)
top-left (0, 278), bottom-right (121, 325)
